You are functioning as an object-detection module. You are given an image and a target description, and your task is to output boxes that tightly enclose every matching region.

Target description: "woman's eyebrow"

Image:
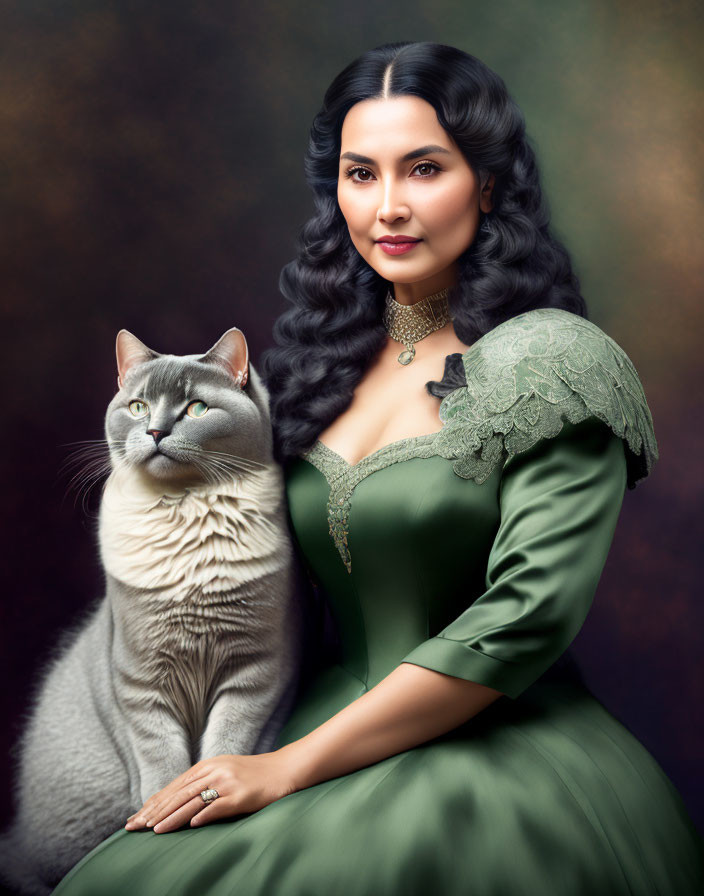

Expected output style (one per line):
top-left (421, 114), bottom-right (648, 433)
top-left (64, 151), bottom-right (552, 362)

top-left (340, 145), bottom-right (452, 164)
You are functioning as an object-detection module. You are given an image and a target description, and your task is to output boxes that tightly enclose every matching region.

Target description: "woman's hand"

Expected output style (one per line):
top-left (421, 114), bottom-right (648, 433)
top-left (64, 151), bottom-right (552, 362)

top-left (125, 750), bottom-right (299, 833)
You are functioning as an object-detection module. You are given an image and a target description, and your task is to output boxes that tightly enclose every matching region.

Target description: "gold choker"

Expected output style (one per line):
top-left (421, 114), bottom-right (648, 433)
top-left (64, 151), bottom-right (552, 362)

top-left (382, 288), bottom-right (451, 365)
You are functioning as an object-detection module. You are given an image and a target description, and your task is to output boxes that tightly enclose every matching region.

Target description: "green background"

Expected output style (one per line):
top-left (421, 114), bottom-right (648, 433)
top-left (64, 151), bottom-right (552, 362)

top-left (1, 0), bottom-right (702, 831)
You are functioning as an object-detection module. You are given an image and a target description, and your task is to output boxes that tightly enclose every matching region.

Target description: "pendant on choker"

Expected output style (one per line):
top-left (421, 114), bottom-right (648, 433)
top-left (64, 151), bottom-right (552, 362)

top-left (382, 287), bottom-right (452, 365)
top-left (398, 346), bottom-right (416, 365)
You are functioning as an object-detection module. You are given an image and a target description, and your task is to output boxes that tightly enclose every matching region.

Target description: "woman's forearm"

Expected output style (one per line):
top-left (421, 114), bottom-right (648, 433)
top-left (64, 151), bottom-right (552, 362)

top-left (278, 662), bottom-right (504, 791)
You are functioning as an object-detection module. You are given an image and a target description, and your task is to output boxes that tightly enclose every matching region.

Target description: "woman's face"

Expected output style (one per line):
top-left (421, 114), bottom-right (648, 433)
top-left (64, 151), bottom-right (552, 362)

top-left (337, 94), bottom-right (494, 303)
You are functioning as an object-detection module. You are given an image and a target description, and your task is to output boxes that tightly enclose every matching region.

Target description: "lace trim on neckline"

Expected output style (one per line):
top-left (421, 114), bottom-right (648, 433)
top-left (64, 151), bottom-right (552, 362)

top-left (299, 378), bottom-right (474, 575)
top-left (300, 431), bottom-right (456, 575)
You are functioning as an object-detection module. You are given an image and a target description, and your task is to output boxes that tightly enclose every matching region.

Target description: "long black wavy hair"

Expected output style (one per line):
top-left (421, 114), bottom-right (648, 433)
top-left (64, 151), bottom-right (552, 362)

top-left (260, 41), bottom-right (587, 466)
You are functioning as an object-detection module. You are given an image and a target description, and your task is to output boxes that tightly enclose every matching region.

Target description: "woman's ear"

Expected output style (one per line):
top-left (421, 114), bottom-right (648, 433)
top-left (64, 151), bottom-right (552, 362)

top-left (480, 173), bottom-right (495, 214)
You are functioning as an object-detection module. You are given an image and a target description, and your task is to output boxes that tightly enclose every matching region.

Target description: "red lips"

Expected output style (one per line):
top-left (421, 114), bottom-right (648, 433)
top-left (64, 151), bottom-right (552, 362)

top-left (376, 234), bottom-right (422, 256)
top-left (375, 234), bottom-right (421, 243)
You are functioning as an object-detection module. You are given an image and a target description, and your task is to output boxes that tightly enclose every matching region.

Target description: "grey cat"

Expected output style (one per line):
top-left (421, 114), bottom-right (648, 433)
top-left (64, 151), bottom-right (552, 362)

top-left (0, 327), bottom-right (305, 896)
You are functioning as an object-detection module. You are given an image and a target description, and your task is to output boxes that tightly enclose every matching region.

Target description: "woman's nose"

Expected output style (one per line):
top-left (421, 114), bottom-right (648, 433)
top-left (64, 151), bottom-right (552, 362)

top-left (376, 179), bottom-right (410, 223)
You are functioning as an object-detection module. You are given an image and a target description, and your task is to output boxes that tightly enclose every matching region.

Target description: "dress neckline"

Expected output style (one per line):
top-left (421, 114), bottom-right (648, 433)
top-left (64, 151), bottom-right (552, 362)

top-left (311, 429), bottom-right (443, 471)
top-left (309, 348), bottom-right (469, 470)
top-left (298, 430), bottom-right (457, 575)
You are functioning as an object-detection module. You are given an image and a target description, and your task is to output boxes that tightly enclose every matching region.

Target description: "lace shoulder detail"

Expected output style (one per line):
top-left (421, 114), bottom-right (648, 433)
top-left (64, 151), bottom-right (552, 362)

top-left (299, 307), bottom-right (659, 574)
top-left (434, 307), bottom-right (659, 489)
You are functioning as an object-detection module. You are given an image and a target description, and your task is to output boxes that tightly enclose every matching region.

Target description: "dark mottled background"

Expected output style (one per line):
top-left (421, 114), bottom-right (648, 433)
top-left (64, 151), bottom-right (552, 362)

top-left (1, 0), bottom-right (702, 838)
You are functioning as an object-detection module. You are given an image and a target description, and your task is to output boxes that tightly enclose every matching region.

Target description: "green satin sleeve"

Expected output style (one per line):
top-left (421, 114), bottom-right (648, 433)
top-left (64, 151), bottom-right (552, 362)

top-left (401, 416), bottom-right (628, 698)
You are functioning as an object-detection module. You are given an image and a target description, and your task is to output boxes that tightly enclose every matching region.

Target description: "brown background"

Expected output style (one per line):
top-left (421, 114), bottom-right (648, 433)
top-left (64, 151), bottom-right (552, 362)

top-left (1, 0), bottom-right (702, 834)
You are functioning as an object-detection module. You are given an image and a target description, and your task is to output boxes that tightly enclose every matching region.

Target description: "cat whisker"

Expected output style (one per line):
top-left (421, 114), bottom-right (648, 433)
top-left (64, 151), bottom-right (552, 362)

top-left (60, 441), bottom-right (126, 461)
top-left (60, 459), bottom-right (111, 486)
top-left (60, 439), bottom-right (122, 447)
top-left (59, 440), bottom-right (125, 460)
top-left (165, 440), bottom-right (267, 479)
top-left (188, 457), bottom-right (219, 485)
top-left (198, 454), bottom-right (264, 473)
top-left (205, 457), bottom-right (256, 483)
top-left (59, 440), bottom-right (115, 510)
top-left (202, 447), bottom-right (268, 466)
top-left (196, 457), bottom-right (252, 481)
top-left (190, 456), bottom-right (238, 486)
top-left (63, 464), bottom-right (113, 514)
top-left (59, 450), bottom-right (112, 475)
top-left (63, 460), bottom-right (113, 494)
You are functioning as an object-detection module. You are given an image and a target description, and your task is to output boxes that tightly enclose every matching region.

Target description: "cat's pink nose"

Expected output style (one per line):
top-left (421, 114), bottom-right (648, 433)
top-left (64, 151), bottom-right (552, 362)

top-left (147, 429), bottom-right (165, 444)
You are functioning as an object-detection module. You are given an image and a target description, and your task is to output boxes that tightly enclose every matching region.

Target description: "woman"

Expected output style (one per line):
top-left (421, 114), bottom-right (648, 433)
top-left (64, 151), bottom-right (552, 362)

top-left (55, 41), bottom-right (703, 895)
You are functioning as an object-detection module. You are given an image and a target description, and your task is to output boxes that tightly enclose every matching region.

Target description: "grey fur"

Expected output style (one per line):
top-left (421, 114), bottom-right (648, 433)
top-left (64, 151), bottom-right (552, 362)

top-left (0, 329), bottom-right (305, 896)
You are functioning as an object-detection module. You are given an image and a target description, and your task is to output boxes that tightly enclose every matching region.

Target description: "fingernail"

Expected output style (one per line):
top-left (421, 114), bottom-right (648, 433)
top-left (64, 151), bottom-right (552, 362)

top-left (146, 820), bottom-right (154, 828)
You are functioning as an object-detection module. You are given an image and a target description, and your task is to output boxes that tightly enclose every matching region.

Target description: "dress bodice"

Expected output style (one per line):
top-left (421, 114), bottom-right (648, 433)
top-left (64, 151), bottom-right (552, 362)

top-left (285, 449), bottom-right (502, 690)
top-left (274, 308), bottom-right (659, 748)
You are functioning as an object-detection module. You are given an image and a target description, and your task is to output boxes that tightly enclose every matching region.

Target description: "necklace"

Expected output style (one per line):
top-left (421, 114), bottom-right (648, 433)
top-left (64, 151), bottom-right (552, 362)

top-left (382, 287), bottom-right (451, 365)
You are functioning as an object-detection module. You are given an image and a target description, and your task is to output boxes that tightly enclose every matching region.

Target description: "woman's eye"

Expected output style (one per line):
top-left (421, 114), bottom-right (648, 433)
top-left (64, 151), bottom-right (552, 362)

top-left (346, 166), bottom-right (374, 183)
top-left (413, 161), bottom-right (440, 177)
top-left (128, 400), bottom-right (149, 418)
top-left (187, 400), bottom-right (209, 418)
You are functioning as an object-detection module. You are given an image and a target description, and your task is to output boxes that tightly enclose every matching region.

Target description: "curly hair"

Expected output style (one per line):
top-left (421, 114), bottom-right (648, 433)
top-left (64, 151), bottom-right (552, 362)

top-left (260, 41), bottom-right (587, 466)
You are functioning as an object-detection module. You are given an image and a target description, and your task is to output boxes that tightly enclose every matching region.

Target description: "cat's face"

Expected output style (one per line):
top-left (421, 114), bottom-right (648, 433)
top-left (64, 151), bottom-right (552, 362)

top-left (105, 328), bottom-right (271, 487)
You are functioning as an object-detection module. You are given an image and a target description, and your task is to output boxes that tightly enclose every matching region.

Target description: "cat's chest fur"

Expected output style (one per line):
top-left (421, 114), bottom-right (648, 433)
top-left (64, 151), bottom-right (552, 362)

top-left (99, 464), bottom-right (290, 627)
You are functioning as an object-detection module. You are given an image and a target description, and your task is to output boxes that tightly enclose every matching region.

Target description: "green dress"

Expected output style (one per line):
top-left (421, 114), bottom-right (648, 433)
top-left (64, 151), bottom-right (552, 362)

top-left (54, 308), bottom-right (704, 895)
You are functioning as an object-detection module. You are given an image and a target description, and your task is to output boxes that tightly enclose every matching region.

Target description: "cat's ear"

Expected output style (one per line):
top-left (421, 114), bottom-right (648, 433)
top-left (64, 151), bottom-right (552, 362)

top-left (116, 330), bottom-right (160, 390)
top-left (201, 327), bottom-right (249, 388)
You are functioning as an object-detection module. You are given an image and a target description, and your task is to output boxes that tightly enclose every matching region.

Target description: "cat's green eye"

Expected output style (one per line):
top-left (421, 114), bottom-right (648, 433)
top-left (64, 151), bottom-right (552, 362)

top-left (128, 400), bottom-right (149, 418)
top-left (187, 400), bottom-right (209, 418)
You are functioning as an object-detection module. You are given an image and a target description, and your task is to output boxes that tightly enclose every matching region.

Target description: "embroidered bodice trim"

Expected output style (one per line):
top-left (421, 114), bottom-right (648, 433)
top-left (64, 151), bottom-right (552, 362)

top-left (299, 308), bottom-right (659, 574)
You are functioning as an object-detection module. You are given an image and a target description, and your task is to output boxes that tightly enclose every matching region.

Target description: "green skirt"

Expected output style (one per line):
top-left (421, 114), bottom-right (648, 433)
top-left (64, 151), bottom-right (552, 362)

top-left (53, 672), bottom-right (704, 895)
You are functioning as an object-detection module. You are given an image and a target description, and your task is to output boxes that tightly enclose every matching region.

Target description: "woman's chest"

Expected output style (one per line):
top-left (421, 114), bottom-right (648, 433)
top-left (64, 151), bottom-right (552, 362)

top-left (315, 350), bottom-right (456, 466)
